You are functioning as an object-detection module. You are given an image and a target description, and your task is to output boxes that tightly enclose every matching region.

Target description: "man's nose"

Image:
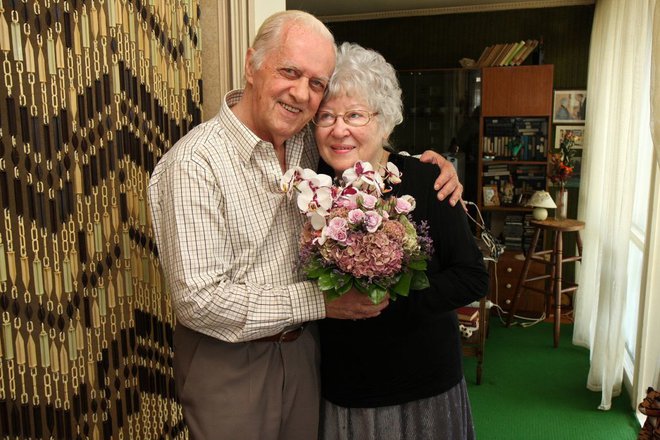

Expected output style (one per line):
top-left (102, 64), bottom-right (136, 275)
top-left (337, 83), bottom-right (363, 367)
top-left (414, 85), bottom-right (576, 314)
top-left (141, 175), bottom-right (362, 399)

top-left (290, 78), bottom-right (311, 102)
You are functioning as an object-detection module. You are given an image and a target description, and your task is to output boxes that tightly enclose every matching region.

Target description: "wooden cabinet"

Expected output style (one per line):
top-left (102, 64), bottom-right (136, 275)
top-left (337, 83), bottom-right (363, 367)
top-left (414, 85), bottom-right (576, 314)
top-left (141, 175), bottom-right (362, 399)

top-left (493, 252), bottom-right (545, 315)
top-left (478, 65), bottom-right (554, 316)
top-left (481, 65), bottom-right (554, 116)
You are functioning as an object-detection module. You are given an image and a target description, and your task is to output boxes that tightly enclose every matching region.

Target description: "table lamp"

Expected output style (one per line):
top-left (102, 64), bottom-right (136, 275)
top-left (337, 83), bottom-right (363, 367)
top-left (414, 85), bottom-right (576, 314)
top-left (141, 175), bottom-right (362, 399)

top-left (527, 190), bottom-right (556, 220)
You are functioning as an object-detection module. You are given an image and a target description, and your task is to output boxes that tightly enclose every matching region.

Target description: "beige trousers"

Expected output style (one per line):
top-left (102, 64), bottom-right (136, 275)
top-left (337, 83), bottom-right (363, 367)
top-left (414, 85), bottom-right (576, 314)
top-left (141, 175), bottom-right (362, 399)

top-left (173, 323), bottom-right (321, 440)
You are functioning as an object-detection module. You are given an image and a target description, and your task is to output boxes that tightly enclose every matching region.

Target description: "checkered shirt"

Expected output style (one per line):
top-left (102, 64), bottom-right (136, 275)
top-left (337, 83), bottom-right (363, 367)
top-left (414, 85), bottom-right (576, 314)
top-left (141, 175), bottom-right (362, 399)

top-left (148, 90), bottom-right (326, 342)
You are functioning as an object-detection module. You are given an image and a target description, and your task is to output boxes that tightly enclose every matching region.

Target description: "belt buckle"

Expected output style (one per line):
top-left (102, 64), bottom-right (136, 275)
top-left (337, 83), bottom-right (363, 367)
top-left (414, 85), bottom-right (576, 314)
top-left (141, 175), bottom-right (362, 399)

top-left (279, 325), bottom-right (304, 343)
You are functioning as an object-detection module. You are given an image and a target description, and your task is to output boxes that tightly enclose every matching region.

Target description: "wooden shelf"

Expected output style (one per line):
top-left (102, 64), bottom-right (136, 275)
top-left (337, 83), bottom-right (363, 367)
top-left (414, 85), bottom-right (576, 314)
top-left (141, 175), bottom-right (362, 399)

top-left (483, 160), bottom-right (547, 166)
top-left (477, 65), bottom-right (554, 317)
top-left (482, 206), bottom-right (533, 212)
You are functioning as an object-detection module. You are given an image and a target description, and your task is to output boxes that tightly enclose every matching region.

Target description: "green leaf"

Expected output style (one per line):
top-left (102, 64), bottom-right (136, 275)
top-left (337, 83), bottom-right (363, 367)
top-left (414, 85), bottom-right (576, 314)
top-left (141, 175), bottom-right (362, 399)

top-left (336, 279), bottom-right (353, 296)
top-left (332, 271), bottom-right (352, 287)
top-left (367, 284), bottom-right (388, 304)
top-left (305, 260), bottom-right (328, 278)
top-left (407, 258), bottom-right (428, 271)
top-left (354, 278), bottom-right (369, 295)
top-left (410, 270), bottom-right (430, 290)
top-left (318, 273), bottom-right (337, 291)
top-left (391, 271), bottom-right (412, 297)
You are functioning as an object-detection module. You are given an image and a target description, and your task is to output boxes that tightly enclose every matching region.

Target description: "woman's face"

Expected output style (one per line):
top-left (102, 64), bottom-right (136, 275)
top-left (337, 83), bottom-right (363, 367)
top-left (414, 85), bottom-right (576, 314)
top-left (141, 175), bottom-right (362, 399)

top-left (314, 94), bottom-right (384, 176)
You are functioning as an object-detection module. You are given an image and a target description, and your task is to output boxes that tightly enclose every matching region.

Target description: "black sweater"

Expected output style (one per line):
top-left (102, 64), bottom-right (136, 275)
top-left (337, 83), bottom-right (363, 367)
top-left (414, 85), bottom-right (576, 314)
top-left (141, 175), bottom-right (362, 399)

top-left (319, 154), bottom-right (489, 408)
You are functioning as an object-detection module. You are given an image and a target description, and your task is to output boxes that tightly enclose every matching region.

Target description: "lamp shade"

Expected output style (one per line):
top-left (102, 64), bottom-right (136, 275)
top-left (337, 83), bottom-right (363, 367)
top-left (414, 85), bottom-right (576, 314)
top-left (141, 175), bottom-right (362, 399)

top-left (527, 190), bottom-right (557, 208)
top-left (527, 190), bottom-right (556, 221)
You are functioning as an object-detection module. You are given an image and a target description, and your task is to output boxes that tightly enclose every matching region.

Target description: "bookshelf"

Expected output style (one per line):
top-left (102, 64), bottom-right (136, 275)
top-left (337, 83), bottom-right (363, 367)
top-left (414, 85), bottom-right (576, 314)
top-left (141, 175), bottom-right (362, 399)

top-left (478, 65), bottom-right (554, 313)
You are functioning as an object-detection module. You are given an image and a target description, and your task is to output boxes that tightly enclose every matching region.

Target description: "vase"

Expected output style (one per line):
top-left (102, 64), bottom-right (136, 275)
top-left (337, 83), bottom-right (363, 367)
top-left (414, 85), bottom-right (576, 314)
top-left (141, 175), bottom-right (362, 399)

top-left (555, 188), bottom-right (568, 220)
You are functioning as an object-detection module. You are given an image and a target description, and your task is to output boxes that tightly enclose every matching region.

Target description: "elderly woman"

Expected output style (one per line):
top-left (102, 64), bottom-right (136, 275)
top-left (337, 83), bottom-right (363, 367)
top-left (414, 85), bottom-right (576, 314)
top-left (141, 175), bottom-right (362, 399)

top-left (314, 42), bottom-right (489, 440)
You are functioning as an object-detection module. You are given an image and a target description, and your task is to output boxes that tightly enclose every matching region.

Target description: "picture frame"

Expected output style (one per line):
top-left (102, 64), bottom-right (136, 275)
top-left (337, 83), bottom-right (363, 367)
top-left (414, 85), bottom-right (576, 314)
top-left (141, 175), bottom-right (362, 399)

top-left (553, 90), bottom-right (587, 123)
top-left (482, 184), bottom-right (500, 206)
top-left (554, 125), bottom-right (585, 150)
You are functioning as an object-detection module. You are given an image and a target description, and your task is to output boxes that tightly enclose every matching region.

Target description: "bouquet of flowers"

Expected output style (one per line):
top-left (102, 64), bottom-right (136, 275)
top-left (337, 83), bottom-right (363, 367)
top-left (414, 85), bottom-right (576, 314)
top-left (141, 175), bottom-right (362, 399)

top-left (280, 161), bottom-right (433, 304)
top-left (549, 129), bottom-right (578, 190)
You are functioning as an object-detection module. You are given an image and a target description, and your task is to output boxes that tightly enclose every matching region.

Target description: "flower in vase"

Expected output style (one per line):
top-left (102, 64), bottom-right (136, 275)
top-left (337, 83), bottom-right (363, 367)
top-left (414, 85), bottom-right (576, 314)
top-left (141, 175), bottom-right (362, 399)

top-left (549, 129), bottom-right (578, 190)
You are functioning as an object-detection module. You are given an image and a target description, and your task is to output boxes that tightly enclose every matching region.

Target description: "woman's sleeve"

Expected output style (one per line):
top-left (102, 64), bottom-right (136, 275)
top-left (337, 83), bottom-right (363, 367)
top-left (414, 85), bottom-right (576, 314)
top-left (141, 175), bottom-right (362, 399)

top-left (404, 165), bottom-right (490, 315)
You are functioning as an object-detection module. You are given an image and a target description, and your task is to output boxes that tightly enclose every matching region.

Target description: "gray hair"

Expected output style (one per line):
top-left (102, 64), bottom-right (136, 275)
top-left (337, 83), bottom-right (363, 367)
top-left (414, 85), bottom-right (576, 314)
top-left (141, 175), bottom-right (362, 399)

top-left (324, 42), bottom-right (404, 144)
top-left (250, 10), bottom-right (335, 70)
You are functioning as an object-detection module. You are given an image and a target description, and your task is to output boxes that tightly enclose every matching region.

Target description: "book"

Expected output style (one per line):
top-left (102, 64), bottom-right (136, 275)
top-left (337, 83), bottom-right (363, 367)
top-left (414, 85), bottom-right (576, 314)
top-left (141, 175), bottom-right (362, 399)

top-left (513, 39), bottom-right (539, 66)
top-left (510, 39), bottom-right (534, 65)
top-left (475, 45), bottom-right (493, 66)
top-left (482, 43), bottom-right (506, 67)
top-left (457, 306), bottom-right (479, 323)
top-left (492, 42), bottom-right (514, 66)
top-left (501, 40), bottom-right (525, 66)
top-left (483, 169), bottom-right (511, 176)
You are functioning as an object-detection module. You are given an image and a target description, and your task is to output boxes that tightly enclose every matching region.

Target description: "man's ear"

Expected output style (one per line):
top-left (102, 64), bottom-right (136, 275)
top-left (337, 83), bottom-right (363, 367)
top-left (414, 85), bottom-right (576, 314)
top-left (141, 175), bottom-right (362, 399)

top-left (244, 48), bottom-right (255, 86)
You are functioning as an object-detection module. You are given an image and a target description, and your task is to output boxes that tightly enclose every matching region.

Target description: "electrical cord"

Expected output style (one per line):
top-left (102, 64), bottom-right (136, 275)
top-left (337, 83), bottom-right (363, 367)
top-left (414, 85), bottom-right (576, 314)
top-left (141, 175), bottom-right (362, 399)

top-left (464, 200), bottom-right (505, 261)
top-left (464, 200), bottom-right (546, 327)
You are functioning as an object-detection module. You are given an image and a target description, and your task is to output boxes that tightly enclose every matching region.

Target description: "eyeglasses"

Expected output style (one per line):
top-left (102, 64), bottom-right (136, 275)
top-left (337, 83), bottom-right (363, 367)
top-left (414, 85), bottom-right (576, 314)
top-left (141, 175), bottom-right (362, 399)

top-left (312, 110), bottom-right (379, 127)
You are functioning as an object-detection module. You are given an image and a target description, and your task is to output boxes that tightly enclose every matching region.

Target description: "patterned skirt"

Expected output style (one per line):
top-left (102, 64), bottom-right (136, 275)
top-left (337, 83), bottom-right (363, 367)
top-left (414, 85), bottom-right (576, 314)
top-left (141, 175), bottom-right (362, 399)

top-left (320, 378), bottom-right (475, 440)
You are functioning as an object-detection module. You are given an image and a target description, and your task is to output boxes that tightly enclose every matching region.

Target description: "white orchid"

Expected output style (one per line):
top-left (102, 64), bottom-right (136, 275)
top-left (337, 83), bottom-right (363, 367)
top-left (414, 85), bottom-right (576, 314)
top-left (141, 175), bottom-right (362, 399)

top-left (280, 166), bottom-right (303, 195)
top-left (342, 161), bottom-right (385, 195)
top-left (283, 161), bottom-right (410, 232)
top-left (381, 162), bottom-right (402, 185)
top-left (280, 167), bottom-right (324, 196)
top-left (296, 176), bottom-right (333, 218)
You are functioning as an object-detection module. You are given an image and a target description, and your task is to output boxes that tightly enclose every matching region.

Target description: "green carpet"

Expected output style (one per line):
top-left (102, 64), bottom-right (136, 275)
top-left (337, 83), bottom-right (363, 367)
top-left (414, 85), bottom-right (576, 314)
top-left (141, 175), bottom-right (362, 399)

top-left (463, 321), bottom-right (640, 440)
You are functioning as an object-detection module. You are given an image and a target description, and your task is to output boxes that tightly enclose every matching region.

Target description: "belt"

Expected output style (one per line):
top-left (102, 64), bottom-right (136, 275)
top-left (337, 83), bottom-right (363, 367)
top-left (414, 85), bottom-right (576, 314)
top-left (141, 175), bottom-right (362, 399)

top-left (252, 325), bottom-right (305, 343)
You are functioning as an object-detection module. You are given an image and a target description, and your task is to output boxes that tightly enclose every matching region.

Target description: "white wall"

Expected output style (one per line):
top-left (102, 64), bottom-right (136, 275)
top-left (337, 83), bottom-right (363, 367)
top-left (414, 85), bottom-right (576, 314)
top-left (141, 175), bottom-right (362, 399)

top-left (253, 0), bottom-right (287, 38)
top-left (200, 0), bottom-right (286, 118)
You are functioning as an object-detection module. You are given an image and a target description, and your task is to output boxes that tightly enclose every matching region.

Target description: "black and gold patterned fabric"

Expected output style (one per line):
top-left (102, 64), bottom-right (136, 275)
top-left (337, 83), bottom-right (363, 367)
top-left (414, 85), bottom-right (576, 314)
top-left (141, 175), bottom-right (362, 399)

top-left (0, 0), bottom-right (202, 438)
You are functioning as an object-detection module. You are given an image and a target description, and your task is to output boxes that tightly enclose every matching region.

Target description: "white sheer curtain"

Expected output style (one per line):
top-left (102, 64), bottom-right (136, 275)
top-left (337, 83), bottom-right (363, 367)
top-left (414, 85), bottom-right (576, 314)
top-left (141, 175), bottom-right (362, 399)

top-left (654, 2), bottom-right (660, 164)
top-left (573, 0), bottom-right (656, 410)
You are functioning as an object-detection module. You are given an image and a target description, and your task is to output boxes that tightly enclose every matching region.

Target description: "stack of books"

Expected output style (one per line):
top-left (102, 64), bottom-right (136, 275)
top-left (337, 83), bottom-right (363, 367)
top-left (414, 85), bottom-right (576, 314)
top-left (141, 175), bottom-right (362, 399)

top-left (457, 306), bottom-right (480, 339)
top-left (503, 214), bottom-right (524, 250)
top-left (476, 39), bottom-right (540, 67)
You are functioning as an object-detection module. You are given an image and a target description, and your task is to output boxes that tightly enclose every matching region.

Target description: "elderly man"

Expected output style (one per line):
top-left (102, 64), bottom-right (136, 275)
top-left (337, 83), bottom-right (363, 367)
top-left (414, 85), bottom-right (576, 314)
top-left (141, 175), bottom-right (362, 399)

top-left (148, 10), bottom-right (462, 440)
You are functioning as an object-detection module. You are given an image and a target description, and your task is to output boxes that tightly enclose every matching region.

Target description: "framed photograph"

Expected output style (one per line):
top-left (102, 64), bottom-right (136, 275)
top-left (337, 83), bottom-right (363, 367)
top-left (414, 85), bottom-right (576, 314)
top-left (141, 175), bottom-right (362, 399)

top-left (482, 184), bottom-right (500, 206)
top-left (554, 125), bottom-right (585, 150)
top-left (553, 90), bottom-right (587, 123)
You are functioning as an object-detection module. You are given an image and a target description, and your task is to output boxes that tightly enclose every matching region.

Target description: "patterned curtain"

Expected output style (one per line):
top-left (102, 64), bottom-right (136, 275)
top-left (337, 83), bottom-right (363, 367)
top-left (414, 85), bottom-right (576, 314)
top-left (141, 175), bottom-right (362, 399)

top-left (0, 0), bottom-right (202, 438)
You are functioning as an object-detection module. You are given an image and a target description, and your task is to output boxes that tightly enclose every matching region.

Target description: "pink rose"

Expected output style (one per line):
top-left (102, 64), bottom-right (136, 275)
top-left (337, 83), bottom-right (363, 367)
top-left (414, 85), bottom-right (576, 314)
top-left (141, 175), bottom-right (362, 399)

top-left (364, 211), bottom-right (383, 233)
top-left (337, 194), bottom-right (358, 209)
top-left (360, 193), bottom-right (377, 209)
top-left (325, 217), bottom-right (349, 243)
top-left (348, 209), bottom-right (366, 225)
top-left (395, 197), bottom-right (413, 214)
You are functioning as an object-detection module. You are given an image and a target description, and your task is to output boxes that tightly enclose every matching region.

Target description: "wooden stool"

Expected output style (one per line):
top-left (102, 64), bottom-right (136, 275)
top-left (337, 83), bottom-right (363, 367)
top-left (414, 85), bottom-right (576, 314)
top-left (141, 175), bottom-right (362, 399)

top-left (461, 238), bottom-right (498, 384)
top-left (506, 218), bottom-right (585, 347)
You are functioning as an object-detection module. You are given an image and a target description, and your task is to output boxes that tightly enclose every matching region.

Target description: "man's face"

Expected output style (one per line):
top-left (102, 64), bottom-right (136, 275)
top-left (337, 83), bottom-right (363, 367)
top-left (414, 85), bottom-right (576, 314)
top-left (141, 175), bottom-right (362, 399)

top-left (245, 24), bottom-right (336, 146)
